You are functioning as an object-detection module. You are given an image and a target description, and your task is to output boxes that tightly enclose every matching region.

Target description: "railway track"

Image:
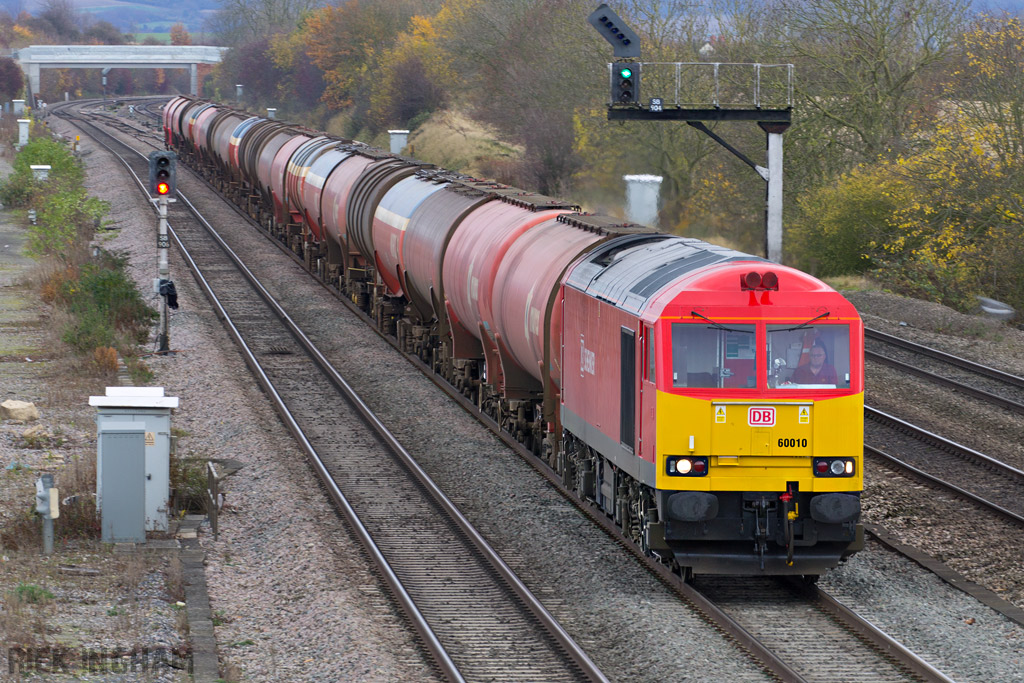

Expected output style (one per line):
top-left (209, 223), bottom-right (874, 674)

top-left (695, 577), bottom-right (951, 683)
top-left (57, 98), bottom-right (968, 682)
top-left (865, 327), bottom-right (1024, 414)
top-left (864, 328), bottom-right (1024, 528)
top-left (53, 100), bottom-right (607, 683)
top-left (865, 407), bottom-right (1024, 528)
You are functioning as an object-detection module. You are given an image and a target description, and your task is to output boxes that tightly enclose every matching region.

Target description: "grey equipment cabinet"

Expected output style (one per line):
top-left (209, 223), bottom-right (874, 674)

top-left (89, 387), bottom-right (179, 532)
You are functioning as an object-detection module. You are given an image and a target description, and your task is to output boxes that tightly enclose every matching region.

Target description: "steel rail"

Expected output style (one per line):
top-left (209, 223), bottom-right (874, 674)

top-left (57, 106), bottom-right (464, 681)
top-left (171, 189), bottom-right (610, 683)
top-left (865, 350), bottom-right (1024, 415)
top-left (808, 584), bottom-right (956, 683)
top-left (60, 104), bottom-right (608, 683)
top-left (864, 445), bottom-right (1024, 528)
top-left (58, 105), bottom-right (465, 681)
top-left (866, 327), bottom-right (1024, 386)
top-left (865, 406), bottom-right (1024, 481)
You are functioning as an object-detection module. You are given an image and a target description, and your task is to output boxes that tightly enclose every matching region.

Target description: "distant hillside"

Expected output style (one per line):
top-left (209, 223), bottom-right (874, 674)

top-left (8, 0), bottom-right (219, 34)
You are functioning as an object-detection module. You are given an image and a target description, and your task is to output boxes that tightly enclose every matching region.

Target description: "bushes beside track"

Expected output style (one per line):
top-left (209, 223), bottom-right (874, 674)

top-left (1, 127), bottom-right (156, 381)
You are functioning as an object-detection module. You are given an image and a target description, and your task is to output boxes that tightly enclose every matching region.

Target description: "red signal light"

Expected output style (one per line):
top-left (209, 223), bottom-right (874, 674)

top-left (156, 182), bottom-right (170, 195)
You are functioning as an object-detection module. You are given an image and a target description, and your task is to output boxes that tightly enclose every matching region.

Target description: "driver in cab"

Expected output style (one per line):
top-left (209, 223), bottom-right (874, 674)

top-left (790, 342), bottom-right (837, 385)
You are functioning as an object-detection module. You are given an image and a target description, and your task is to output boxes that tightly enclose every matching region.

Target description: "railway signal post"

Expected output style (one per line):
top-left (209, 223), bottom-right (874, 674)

top-left (148, 151), bottom-right (178, 354)
top-left (588, 3), bottom-right (793, 263)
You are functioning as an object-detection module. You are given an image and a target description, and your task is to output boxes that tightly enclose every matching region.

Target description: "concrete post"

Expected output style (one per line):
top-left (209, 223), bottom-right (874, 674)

top-left (388, 129), bottom-right (410, 155)
top-left (759, 122), bottom-right (790, 263)
top-left (267, 108), bottom-right (277, 119)
top-left (28, 63), bottom-right (40, 103)
top-left (623, 174), bottom-right (663, 226)
top-left (236, 84), bottom-right (243, 100)
top-left (765, 131), bottom-right (784, 263)
top-left (156, 196), bottom-right (170, 353)
top-left (30, 165), bottom-right (50, 181)
top-left (37, 473), bottom-right (55, 555)
top-left (17, 119), bottom-right (30, 148)
top-left (13, 99), bottom-right (24, 115)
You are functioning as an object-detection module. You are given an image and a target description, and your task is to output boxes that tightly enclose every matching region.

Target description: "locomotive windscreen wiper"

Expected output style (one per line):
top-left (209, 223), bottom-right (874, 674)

top-left (774, 311), bottom-right (830, 332)
top-left (690, 310), bottom-right (752, 333)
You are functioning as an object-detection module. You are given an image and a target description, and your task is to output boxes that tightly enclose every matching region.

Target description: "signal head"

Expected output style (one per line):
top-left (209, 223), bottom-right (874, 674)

top-left (612, 62), bottom-right (640, 105)
top-left (148, 150), bottom-right (177, 197)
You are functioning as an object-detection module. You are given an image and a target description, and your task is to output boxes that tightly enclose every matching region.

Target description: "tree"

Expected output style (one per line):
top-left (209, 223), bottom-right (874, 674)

top-left (83, 21), bottom-right (125, 45)
top-left (788, 163), bottom-right (898, 275)
top-left (35, 0), bottom-right (81, 41)
top-left (213, 38), bottom-right (281, 105)
top-left (268, 32), bottom-right (325, 111)
top-left (951, 14), bottom-right (1024, 164)
top-left (769, 0), bottom-right (970, 186)
top-left (170, 23), bottom-right (192, 46)
top-left (0, 55), bottom-right (23, 101)
top-left (368, 15), bottom-right (448, 129)
top-left (209, 0), bottom-right (326, 46)
top-left (299, 0), bottom-right (422, 131)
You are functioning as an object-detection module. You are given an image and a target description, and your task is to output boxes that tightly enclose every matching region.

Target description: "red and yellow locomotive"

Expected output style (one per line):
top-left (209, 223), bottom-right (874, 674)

top-left (560, 235), bottom-right (863, 577)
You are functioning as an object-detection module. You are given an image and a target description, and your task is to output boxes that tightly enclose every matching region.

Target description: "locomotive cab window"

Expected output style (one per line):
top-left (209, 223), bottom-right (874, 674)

top-left (672, 323), bottom-right (756, 389)
top-left (767, 324), bottom-right (851, 389)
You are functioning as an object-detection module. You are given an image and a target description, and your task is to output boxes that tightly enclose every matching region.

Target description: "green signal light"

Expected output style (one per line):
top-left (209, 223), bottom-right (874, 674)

top-left (619, 67), bottom-right (633, 79)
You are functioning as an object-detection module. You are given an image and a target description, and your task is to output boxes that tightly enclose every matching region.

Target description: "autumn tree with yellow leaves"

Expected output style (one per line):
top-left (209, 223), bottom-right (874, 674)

top-left (790, 15), bottom-right (1024, 311)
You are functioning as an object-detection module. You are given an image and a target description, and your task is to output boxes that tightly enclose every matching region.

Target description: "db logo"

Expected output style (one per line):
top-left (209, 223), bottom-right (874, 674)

top-left (748, 407), bottom-right (776, 426)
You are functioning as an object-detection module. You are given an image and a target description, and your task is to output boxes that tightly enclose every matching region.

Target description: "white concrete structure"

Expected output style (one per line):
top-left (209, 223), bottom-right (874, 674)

top-left (17, 118), bottom-right (29, 147)
top-left (15, 45), bottom-right (228, 102)
top-left (388, 129), bottom-right (410, 155)
top-left (623, 174), bottom-right (663, 227)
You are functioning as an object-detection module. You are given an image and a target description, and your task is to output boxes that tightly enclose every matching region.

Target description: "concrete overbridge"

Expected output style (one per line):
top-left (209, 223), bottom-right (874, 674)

top-left (15, 45), bottom-right (228, 102)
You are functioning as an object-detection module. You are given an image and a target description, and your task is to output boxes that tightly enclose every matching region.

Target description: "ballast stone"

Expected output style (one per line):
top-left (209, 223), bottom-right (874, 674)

top-left (1, 399), bottom-right (40, 422)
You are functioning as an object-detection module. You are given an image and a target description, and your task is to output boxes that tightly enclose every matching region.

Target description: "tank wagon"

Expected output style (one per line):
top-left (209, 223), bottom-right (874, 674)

top-left (164, 96), bottom-right (865, 577)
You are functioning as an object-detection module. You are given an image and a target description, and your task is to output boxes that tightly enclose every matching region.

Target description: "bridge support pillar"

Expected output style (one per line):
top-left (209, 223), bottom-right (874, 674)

top-left (190, 63), bottom-right (198, 96)
top-left (26, 63), bottom-right (40, 105)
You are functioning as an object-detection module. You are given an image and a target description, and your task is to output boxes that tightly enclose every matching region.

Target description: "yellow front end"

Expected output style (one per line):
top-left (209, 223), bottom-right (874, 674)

top-left (654, 391), bottom-right (864, 492)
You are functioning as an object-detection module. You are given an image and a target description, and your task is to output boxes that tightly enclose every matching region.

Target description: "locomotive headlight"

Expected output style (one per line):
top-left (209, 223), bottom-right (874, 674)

top-left (830, 459), bottom-right (846, 475)
top-left (845, 460), bottom-right (855, 475)
top-left (667, 456), bottom-right (709, 477)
